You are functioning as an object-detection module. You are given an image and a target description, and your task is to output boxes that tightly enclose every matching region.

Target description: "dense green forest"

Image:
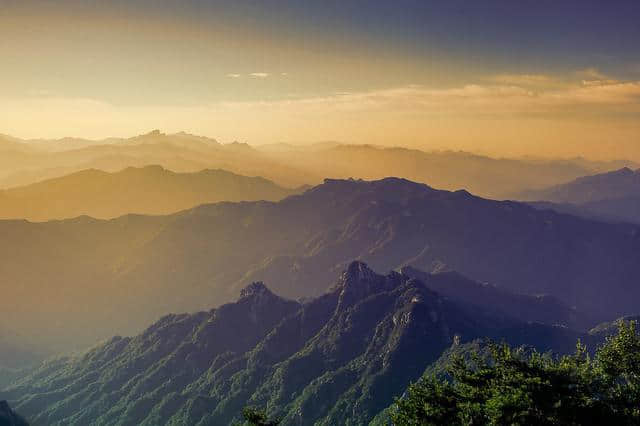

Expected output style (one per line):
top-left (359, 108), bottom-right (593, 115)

top-left (388, 321), bottom-right (640, 425)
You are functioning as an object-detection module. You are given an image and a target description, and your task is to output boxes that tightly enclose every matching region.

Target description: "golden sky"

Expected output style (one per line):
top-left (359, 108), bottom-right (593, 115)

top-left (1, 0), bottom-right (639, 159)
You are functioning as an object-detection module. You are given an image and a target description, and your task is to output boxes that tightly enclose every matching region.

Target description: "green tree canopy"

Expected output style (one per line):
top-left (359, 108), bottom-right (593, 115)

top-left (391, 321), bottom-right (640, 425)
top-left (241, 406), bottom-right (281, 426)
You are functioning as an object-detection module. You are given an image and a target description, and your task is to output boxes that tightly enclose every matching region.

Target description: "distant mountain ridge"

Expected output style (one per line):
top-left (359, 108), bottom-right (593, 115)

top-left (0, 165), bottom-right (303, 221)
top-left (517, 167), bottom-right (640, 204)
top-left (257, 143), bottom-right (638, 199)
top-left (1, 131), bottom-right (637, 198)
top-left (2, 177), bottom-right (640, 355)
top-left (516, 167), bottom-right (640, 224)
top-left (0, 131), bottom-right (313, 189)
top-left (1, 263), bottom-right (602, 426)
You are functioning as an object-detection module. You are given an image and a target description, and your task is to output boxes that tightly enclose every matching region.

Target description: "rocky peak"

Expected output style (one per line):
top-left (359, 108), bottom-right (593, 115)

top-left (239, 281), bottom-right (273, 300)
top-left (344, 261), bottom-right (379, 284)
top-left (336, 261), bottom-right (406, 307)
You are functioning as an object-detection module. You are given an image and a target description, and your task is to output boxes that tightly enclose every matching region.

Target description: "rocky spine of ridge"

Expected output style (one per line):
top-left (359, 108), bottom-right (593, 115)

top-left (400, 265), bottom-right (599, 330)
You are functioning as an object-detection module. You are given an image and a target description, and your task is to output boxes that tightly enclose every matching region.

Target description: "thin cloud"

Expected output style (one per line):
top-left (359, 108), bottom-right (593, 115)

top-left (490, 74), bottom-right (557, 86)
top-left (219, 80), bottom-right (640, 116)
top-left (581, 79), bottom-right (621, 86)
top-left (576, 68), bottom-right (609, 80)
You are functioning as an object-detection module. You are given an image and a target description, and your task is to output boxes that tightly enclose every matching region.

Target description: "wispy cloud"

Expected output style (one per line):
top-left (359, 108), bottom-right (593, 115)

top-left (489, 74), bottom-right (557, 87)
top-left (215, 78), bottom-right (640, 117)
top-left (573, 68), bottom-right (621, 87)
top-left (576, 68), bottom-right (609, 80)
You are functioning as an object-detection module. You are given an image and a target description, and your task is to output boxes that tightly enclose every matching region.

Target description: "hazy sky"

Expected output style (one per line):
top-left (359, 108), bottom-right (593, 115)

top-left (1, 0), bottom-right (639, 159)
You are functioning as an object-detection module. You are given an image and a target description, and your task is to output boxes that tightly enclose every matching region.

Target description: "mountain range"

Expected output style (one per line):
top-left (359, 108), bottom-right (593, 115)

top-left (2, 177), bottom-right (639, 357)
top-left (1, 262), bottom-right (611, 426)
top-left (517, 167), bottom-right (640, 224)
top-left (0, 166), bottom-right (301, 221)
top-left (256, 144), bottom-right (637, 199)
top-left (1, 131), bottom-right (636, 199)
top-left (0, 131), bottom-right (312, 190)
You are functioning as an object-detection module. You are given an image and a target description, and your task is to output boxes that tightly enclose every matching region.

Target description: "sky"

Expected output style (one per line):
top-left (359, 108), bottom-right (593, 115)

top-left (1, 0), bottom-right (639, 159)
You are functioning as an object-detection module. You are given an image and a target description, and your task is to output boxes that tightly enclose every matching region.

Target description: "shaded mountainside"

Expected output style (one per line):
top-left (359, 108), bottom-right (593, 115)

top-left (581, 196), bottom-right (640, 225)
top-left (0, 166), bottom-right (302, 221)
top-left (1, 263), bottom-right (597, 426)
top-left (0, 401), bottom-right (28, 426)
top-left (400, 266), bottom-right (599, 330)
top-left (2, 177), bottom-right (640, 353)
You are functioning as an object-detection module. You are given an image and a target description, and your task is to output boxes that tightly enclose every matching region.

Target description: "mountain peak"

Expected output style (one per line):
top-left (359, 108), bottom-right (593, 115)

top-left (615, 166), bottom-right (634, 175)
top-left (144, 129), bottom-right (164, 137)
top-left (344, 261), bottom-right (378, 283)
top-left (336, 262), bottom-right (406, 307)
top-left (311, 177), bottom-right (437, 203)
top-left (240, 281), bottom-right (273, 299)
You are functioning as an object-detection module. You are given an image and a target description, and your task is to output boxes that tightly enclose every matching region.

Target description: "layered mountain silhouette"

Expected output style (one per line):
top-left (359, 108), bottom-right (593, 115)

top-left (517, 167), bottom-right (640, 224)
top-left (2, 177), bottom-right (640, 355)
top-left (0, 131), bottom-right (312, 190)
top-left (1, 263), bottom-right (601, 425)
top-left (257, 144), bottom-right (637, 199)
top-left (1, 132), bottom-right (636, 198)
top-left (0, 166), bottom-right (302, 221)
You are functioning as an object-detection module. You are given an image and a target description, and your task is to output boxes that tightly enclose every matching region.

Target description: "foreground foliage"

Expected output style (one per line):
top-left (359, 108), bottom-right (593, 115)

top-left (391, 320), bottom-right (640, 425)
top-left (241, 407), bottom-right (281, 426)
